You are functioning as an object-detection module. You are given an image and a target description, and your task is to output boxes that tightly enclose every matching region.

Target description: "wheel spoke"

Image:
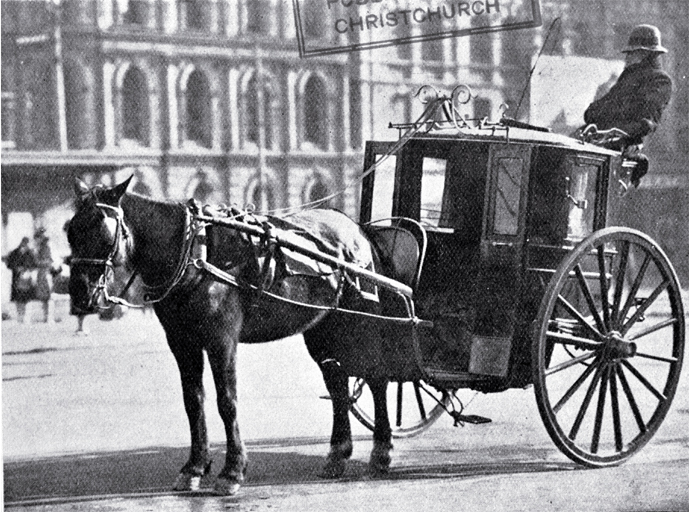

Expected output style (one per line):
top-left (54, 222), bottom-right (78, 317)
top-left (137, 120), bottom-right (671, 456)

top-left (545, 350), bottom-right (597, 376)
top-left (628, 317), bottom-right (678, 341)
top-left (591, 364), bottom-right (610, 453)
top-left (533, 230), bottom-right (685, 466)
top-left (546, 330), bottom-right (602, 350)
top-left (413, 382), bottom-right (427, 420)
top-left (553, 360), bottom-right (598, 413)
top-left (597, 245), bottom-right (611, 331)
top-left (569, 361), bottom-right (605, 440)
top-left (556, 295), bottom-right (606, 340)
top-left (396, 382), bottom-right (403, 427)
top-left (634, 352), bottom-right (679, 364)
top-left (620, 360), bottom-right (667, 402)
top-left (616, 365), bottom-right (647, 434)
top-left (611, 241), bottom-right (630, 329)
top-left (618, 253), bottom-right (651, 325)
top-left (621, 280), bottom-right (670, 336)
top-left (609, 364), bottom-right (623, 452)
top-left (574, 264), bottom-right (606, 334)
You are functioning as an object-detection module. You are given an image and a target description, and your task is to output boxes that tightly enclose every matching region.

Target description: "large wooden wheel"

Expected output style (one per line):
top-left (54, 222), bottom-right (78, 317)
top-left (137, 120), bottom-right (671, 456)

top-left (533, 228), bottom-right (684, 467)
top-left (349, 378), bottom-right (449, 438)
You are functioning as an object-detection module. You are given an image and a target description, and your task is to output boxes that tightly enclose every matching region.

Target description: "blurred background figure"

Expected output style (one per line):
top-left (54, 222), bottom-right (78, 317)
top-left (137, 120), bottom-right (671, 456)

top-left (34, 227), bottom-right (56, 324)
top-left (4, 237), bottom-right (37, 324)
top-left (60, 219), bottom-right (89, 335)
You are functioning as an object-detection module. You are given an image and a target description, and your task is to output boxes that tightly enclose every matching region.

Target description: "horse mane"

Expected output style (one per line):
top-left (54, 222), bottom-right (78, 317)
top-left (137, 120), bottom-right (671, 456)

top-left (116, 192), bottom-right (189, 281)
top-left (121, 191), bottom-right (187, 218)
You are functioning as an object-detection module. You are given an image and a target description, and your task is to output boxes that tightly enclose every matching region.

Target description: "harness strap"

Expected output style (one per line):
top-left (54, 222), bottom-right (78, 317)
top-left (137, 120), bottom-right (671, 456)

top-left (193, 257), bottom-right (426, 326)
top-left (194, 258), bottom-right (242, 288)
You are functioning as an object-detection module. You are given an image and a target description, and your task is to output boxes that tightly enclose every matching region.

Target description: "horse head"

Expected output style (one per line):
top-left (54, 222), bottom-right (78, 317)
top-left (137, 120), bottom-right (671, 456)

top-left (67, 176), bottom-right (133, 314)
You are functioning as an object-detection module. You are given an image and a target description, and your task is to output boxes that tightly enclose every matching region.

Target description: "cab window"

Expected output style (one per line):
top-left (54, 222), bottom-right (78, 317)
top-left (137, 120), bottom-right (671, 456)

top-left (420, 157), bottom-right (447, 227)
top-left (369, 154), bottom-right (397, 222)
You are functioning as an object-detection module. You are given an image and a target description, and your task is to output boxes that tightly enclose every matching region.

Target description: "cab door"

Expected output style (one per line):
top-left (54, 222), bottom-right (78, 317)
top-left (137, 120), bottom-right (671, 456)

top-left (468, 144), bottom-right (531, 378)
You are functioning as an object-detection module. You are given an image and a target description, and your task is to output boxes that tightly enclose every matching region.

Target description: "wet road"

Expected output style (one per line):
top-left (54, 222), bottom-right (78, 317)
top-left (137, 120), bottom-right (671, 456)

top-left (3, 301), bottom-right (689, 511)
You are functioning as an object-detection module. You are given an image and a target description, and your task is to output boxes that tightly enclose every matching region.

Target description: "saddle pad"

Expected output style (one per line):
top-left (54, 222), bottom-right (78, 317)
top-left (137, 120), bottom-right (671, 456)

top-left (265, 210), bottom-right (375, 277)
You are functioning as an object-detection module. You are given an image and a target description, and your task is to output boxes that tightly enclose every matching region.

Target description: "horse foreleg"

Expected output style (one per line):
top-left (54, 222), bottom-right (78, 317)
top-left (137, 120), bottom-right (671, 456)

top-left (318, 359), bottom-right (353, 479)
top-left (368, 377), bottom-right (393, 476)
top-left (207, 341), bottom-right (247, 496)
top-left (171, 347), bottom-right (212, 491)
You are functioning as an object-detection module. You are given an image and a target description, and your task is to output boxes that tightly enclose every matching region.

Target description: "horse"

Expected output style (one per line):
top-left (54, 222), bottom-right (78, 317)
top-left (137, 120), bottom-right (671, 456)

top-left (67, 176), bottom-right (399, 495)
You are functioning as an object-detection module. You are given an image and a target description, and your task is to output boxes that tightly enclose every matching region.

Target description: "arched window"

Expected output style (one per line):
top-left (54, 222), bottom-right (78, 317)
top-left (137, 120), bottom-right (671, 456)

top-left (246, 0), bottom-right (270, 34)
top-left (305, 174), bottom-right (332, 207)
top-left (123, 0), bottom-right (149, 25)
top-left (302, 0), bottom-right (326, 39)
top-left (185, 69), bottom-right (212, 147)
top-left (422, 35), bottom-right (442, 62)
top-left (245, 74), bottom-right (275, 149)
top-left (249, 178), bottom-right (275, 212)
top-left (392, 94), bottom-right (411, 124)
top-left (474, 97), bottom-right (491, 122)
top-left (470, 19), bottom-right (492, 81)
top-left (2, 55), bottom-right (16, 149)
top-left (132, 179), bottom-right (151, 196)
top-left (303, 75), bottom-right (327, 150)
top-left (27, 62), bottom-right (56, 149)
top-left (182, 0), bottom-right (207, 30)
top-left (64, 64), bottom-right (93, 149)
top-left (122, 66), bottom-right (149, 144)
top-left (246, 75), bottom-right (259, 145)
top-left (396, 21), bottom-right (412, 60)
top-left (193, 169), bottom-right (214, 203)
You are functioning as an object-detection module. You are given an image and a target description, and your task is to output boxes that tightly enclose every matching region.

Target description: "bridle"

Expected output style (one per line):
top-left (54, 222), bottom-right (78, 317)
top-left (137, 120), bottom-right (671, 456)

top-left (69, 202), bottom-right (138, 309)
top-left (70, 200), bottom-right (200, 309)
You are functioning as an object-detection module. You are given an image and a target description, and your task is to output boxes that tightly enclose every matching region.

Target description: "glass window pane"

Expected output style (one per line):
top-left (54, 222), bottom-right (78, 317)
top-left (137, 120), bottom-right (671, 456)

top-left (370, 155), bottom-right (396, 222)
top-left (494, 157), bottom-right (523, 235)
top-left (567, 164), bottom-right (597, 240)
top-left (420, 157), bottom-right (447, 227)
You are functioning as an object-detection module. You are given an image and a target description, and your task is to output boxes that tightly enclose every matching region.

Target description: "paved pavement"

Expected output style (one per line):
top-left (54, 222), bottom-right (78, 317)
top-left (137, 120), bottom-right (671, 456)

top-left (2, 291), bottom-right (689, 511)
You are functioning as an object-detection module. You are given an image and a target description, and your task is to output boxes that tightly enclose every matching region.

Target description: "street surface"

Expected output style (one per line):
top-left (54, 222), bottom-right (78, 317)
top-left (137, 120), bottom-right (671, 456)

top-left (2, 296), bottom-right (689, 511)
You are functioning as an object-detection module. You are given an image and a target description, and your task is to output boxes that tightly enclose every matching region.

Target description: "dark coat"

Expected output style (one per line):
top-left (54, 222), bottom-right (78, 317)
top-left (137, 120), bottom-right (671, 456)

top-left (584, 56), bottom-right (672, 147)
top-left (34, 238), bottom-right (54, 301)
top-left (5, 244), bottom-right (37, 303)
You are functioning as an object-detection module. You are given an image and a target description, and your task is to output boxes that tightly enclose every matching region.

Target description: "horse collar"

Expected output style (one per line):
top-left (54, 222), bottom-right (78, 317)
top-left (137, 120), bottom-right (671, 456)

top-left (138, 205), bottom-right (202, 304)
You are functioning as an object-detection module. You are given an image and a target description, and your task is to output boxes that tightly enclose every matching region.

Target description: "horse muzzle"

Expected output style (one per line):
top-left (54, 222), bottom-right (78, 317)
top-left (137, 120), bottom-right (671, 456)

top-left (69, 268), bottom-right (111, 315)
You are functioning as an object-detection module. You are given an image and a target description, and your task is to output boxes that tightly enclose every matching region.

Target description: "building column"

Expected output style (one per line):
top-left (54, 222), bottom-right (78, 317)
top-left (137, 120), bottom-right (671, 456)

top-left (102, 60), bottom-right (116, 148)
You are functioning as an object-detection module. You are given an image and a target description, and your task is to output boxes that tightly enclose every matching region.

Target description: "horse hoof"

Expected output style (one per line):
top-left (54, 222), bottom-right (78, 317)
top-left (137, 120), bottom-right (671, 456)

top-left (214, 477), bottom-right (241, 496)
top-left (369, 444), bottom-right (392, 476)
top-left (319, 458), bottom-right (346, 479)
top-left (368, 460), bottom-right (390, 477)
top-left (173, 473), bottom-right (201, 491)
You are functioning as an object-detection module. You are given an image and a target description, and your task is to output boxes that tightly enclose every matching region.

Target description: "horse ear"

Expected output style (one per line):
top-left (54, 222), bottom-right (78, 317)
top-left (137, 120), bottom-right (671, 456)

top-left (102, 175), bottom-right (133, 205)
top-left (74, 178), bottom-right (90, 201)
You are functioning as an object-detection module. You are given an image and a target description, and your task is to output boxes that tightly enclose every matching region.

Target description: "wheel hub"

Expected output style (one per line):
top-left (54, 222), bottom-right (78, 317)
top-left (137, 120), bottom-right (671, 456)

top-left (603, 332), bottom-right (637, 360)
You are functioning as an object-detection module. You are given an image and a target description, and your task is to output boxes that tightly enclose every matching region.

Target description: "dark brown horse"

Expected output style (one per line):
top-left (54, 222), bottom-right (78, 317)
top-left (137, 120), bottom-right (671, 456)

top-left (67, 177), bottom-right (398, 495)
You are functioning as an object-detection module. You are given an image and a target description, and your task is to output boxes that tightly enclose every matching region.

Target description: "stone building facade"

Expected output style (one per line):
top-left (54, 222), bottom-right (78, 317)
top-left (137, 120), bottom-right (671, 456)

top-left (2, 0), bottom-right (688, 295)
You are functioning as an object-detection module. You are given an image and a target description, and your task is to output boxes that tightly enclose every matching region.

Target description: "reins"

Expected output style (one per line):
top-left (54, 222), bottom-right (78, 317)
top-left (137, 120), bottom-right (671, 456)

top-left (78, 198), bottom-right (424, 326)
top-left (72, 201), bottom-right (199, 309)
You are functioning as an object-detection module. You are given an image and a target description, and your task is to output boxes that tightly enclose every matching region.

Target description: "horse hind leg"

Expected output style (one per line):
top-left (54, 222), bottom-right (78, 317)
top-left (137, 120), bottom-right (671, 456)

top-left (367, 377), bottom-right (393, 476)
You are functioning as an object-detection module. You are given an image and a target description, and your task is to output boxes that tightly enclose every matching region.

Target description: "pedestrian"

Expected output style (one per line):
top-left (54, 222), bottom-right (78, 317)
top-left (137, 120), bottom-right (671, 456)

top-left (4, 237), bottom-right (37, 324)
top-left (582, 24), bottom-right (673, 187)
top-left (63, 219), bottom-right (89, 335)
top-left (34, 228), bottom-right (56, 324)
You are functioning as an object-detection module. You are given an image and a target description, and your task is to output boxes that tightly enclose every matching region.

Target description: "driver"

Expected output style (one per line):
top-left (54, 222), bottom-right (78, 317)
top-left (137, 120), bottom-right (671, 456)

top-left (582, 24), bottom-right (673, 187)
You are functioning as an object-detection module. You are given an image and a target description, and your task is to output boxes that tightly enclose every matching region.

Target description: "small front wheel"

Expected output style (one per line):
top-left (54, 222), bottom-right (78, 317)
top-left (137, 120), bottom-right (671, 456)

top-left (349, 378), bottom-right (449, 438)
top-left (533, 228), bottom-right (684, 467)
